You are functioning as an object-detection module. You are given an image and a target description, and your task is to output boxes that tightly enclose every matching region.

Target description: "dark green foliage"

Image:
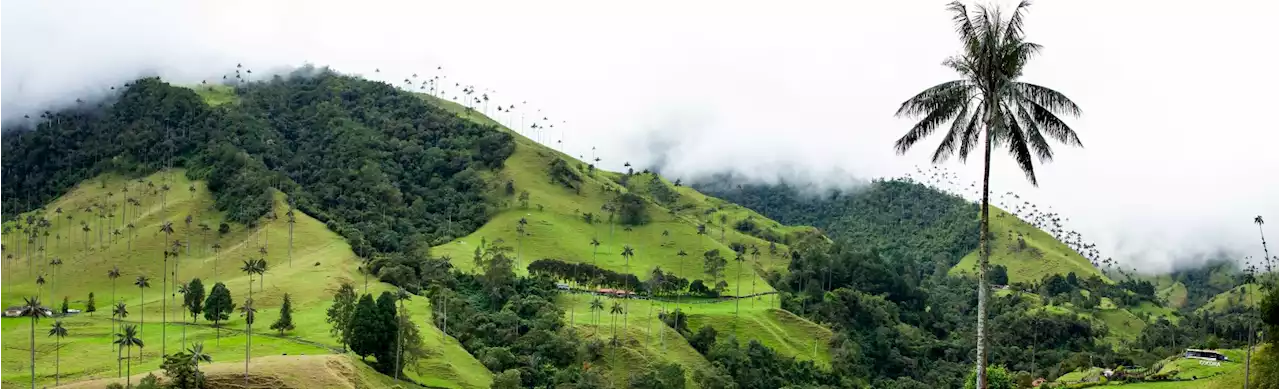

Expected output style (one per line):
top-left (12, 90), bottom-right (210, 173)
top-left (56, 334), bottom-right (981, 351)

top-left (2, 70), bottom-right (516, 294)
top-left (161, 352), bottom-right (205, 389)
top-left (346, 294), bottom-right (382, 360)
top-left (547, 159), bottom-right (582, 191)
top-left (136, 373), bottom-right (161, 389)
top-left (615, 192), bottom-right (649, 226)
top-left (687, 325), bottom-right (718, 354)
top-left (217, 223), bottom-right (230, 235)
top-left (86, 292), bottom-right (96, 316)
top-left (202, 282), bottom-right (233, 326)
top-left (989, 264), bottom-right (1009, 285)
top-left (326, 283), bottom-right (357, 347)
top-left (61, 296), bottom-right (69, 314)
top-left (492, 369), bottom-right (522, 389)
top-left (629, 362), bottom-right (686, 389)
top-left (697, 177), bottom-right (979, 270)
top-left (185, 278), bottom-right (205, 322)
top-left (270, 293), bottom-right (294, 334)
top-left (703, 249), bottom-right (727, 281)
top-left (373, 292), bottom-right (399, 374)
top-left (963, 365), bottom-right (1014, 389)
top-left (702, 337), bottom-right (843, 389)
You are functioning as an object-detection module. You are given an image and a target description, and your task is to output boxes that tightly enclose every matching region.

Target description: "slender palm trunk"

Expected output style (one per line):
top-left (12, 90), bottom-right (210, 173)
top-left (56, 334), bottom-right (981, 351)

top-left (140, 288), bottom-right (145, 336)
top-left (975, 111), bottom-right (995, 389)
top-left (126, 345), bottom-right (133, 388)
top-left (55, 335), bottom-right (60, 386)
top-left (30, 316), bottom-right (36, 389)
top-left (735, 260), bottom-right (743, 331)
top-left (245, 319), bottom-right (251, 388)
top-left (162, 254), bottom-right (168, 357)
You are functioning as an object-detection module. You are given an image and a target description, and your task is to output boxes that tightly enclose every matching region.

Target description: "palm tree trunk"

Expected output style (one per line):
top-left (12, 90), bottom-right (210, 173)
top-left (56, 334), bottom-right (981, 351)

top-left (30, 316), bottom-right (36, 389)
top-left (126, 345), bottom-right (133, 388)
top-left (245, 320), bottom-right (251, 388)
top-left (55, 336), bottom-right (60, 386)
top-left (975, 110), bottom-right (995, 389)
top-left (162, 254), bottom-right (168, 357)
top-left (735, 260), bottom-right (743, 331)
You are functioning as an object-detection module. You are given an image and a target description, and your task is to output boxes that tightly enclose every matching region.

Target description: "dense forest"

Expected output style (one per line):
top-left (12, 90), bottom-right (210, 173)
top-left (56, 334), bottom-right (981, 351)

top-left (696, 176), bottom-right (979, 271)
top-left (1, 67), bottom-right (515, 292)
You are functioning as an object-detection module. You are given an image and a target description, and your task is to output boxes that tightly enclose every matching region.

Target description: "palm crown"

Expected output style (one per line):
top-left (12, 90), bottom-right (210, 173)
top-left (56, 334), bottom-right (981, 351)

top-left (893, 0), bottom-right (1081, 186)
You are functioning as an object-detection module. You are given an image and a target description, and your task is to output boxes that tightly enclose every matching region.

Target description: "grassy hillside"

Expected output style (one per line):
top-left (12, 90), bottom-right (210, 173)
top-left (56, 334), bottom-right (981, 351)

top-left (1, 171), bottom-right (490, 388)
top-left (1158, 281), bottom-right (1190, 309)
top-left (952, 207), bottom-right (1108, 284)
top-left (416, 94), bottom-right (835, 379)
top-left (423, 93), bottom-right (810, 296)
top-left (55, 354), bottom-right (409, 389)
top-left (1197, 284), bottom-right (1263, 314)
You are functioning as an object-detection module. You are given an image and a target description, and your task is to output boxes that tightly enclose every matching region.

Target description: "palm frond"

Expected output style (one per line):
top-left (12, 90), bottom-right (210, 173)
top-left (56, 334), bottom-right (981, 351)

top-left (894, 80), bottom-right (971, 118)
top-left (1016, 103), bottom-right (1054, 162)
top-left (1004, 0), bottom-right (1034, 42)
top-left (930, 102), bottom-right (971, 163)
top-left (947, 1), bottom-right (979, 45)
top-left (1026, 99), bottom-right (1083, 147)
top-left (1015, 82), bottom-right (1081, 117)
top-left (956, 104), bottom-right (985, 162)
top-left (1001, 103), bottom-right (1039, 185)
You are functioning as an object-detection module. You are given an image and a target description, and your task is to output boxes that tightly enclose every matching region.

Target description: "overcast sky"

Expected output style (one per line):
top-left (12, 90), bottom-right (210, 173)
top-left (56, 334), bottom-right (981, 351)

top-left (4, 0), bottom-right (1277, 273)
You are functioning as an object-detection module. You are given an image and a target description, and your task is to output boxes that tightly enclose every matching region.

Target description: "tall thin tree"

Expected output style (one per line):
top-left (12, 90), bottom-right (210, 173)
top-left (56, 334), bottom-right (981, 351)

top-left (20, 296), bottom-right (50, 389)
top-left (114, 324), bottom-right (144, 389)
top-left (48, 320), bottom-right (69, 386)
top-left (892, 2), bottom-right (1082, 386)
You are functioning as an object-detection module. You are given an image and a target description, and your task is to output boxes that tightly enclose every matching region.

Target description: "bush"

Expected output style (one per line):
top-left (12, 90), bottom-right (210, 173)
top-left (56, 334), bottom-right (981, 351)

top-left (964, 365), bottom-right (1015, 389)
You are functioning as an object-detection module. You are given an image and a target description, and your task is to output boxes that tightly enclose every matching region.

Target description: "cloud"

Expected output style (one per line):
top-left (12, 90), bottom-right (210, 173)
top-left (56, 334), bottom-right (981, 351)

top-left (3, 0), bottom-right (1277, 270)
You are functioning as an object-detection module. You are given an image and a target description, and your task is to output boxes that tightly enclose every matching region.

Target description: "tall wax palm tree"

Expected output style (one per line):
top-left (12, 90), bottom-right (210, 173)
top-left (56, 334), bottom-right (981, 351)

top-left (113, 302), bottom-right (129, 377)
top-left (676, 250), bottom-right (689, 312)
top-left (188, 342), bottom-right (212, 375)
top-left (254, 257), bottom-right (268, 291)
top-left (1255, 216), bottom-right (1270, 270)
top-left (241, 259), bottom-right (257, 302)
top-left (134, 275), bottom-right (151, 335)
top-left (20, 296), bottom-right (50, 389)
top-left (590, 297), bottom-right (605, 328)
top-left (36, 274), bottom-right (47, 299)
top-left (609, 301), bottom-right (624, 344)
top-left (114, 324), bottom-right (144, 388)
top-left (621, 245), bottom-right (635, 333)
top-left (892, 2), bottom-right (1083, 386)
top-left (750, 245), bottom-right (761, 307)
top-left (49, 320), bottom-right (69, 386)
top-left (733, 251), bottom-right (745, 330)
top-left (49, 258), bottom-right (63, 301)
top-left (212, 243), bottom-right (222, 281)
top-left (516, 218), bottom-right (528, 270)
top-left (108, 266), bottom-right (122, 340)
top-left (159, 221), bottom-right (174, 353)
top-left (178, 283), bottom-right (190, 349)
top-left (286, 208), bottom-right (296, 267)
top-left (240, 297), bottom-right (257, 388)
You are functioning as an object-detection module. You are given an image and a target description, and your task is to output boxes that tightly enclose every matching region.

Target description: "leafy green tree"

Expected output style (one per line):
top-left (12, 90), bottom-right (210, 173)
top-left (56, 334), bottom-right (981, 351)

top-left (86, 292), bottom-right (97, 316)
top-left (703, 249), bottom-right (726, 282)
top-left (271, 293), bottom-right (295, 335)
top-left (61, 296), bottom-right (69, 314)
top-left (161, 351), bottom-right (205, 389)
top-left (326, 283), bottom-right (358, 349)
top-left (375, 291), bottom-right (400, 374)
top-left (892, 2), bottom-right (1082, 385)
top-left (185, 278), bottom-right (206, 324)
top-left (989, 265), bottom-right (1009, 286)
top-left (203, 282), bottom-right (234, 344)
top-left (963, 365), bottom-right (1014, 389)
top-left (348, 294), bottom-right (381, 360)
top-left (114, 324), bottom-right (144, 388)
top-left (630, 362), bottom-right (686, 389)
top-left (493, 369), bottom-right (523, 389)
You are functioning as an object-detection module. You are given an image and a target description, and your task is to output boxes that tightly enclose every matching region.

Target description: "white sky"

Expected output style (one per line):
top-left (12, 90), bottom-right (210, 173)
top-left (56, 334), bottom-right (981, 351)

top-left (3, 0), bottom-right (1277, 273)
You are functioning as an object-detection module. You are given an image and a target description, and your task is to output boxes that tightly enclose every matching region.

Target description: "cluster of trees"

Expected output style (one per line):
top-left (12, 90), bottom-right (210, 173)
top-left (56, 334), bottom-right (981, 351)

top-left (527, 258), bottom-right (725, 299)
top-left (325, 284), bottom-right (423, 376)
top-left (698, 177), bottom-right (980, 273)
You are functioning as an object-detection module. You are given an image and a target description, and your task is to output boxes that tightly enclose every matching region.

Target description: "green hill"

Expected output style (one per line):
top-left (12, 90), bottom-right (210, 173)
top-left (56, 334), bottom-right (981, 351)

top-left (1, 171), bottom-right (491, 388)
top-left (952, 207), bottom-right (1109, 284)
top-left (418, 93), bottom-right (833, 373)
top-left (1197, 284), bottom-right (1263, 314)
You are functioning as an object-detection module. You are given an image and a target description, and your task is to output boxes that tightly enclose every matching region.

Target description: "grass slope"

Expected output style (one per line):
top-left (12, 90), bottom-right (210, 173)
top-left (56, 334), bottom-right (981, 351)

top-left (1196, 284), bottom-right (1263, 314)
top-left (423, 94), bottom-right (808, 295)
top-left (557, 293), bottom-right (831, 388)
top-left (1, 171), bottom-right (490, 388)
top-left (952, 207), bottom-right (1108, 284)
top-left (55, 354), bottom-right (410, 389)
top-left (1158, 281), bottom-right (1190, 309)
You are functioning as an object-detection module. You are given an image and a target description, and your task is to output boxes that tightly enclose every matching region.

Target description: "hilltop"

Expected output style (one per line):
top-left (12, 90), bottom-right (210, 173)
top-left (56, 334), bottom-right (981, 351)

top-left (951, 207), bottom-right (1108, 284)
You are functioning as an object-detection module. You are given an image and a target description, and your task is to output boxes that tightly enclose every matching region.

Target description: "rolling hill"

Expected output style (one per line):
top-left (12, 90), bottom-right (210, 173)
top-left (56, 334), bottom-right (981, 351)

top-left (951, 207), bottom-right (1109, 284)
top-left (1, 171), bottom-right (492, 388)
